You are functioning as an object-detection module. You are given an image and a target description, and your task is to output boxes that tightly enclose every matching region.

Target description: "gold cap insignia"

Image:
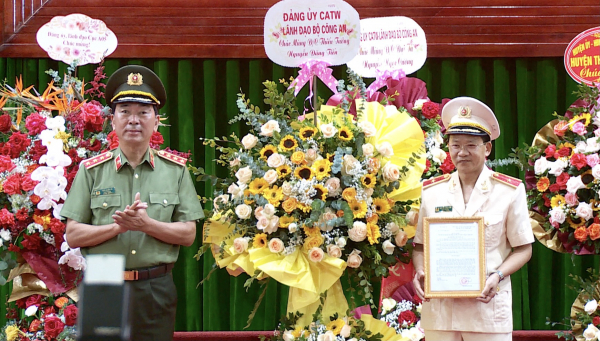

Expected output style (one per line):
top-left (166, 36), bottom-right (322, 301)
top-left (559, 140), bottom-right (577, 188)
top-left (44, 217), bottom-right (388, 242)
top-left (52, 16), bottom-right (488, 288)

top-left (127, 73), bottom-right (143, 86)
top-left (458, 106), bottom-right (471, 118)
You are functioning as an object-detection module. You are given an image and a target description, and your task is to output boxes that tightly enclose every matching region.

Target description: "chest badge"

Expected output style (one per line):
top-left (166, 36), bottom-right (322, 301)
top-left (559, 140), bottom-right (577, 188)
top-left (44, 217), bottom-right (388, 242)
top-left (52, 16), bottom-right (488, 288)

top-left (435, 206), bottom-right (453, 213)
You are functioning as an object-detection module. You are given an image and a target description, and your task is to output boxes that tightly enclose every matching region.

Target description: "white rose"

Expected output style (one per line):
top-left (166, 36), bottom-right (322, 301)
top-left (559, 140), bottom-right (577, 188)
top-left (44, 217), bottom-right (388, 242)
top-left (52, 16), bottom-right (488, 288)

top-left (593, 164), bottom-right (600, 180)
top-left (25, 305), bottom-right (38, 317)
top-left (233, 237), bottom-right (249, 254)
top-left (339, 324), bottom-right (352, 338)
top-left (268, 238), bottom-right (285, 253)
top-left (281, 181), bottom-right (292, 197)
top-left (386, 222), bottom-right (400, 234)
top-left (336, 237), bottom-right (347, 248)
top-left (327, 244), bottom-right (342, 258)
top-left (230, 158), bottom-right (241, 167)
top-left (241, 134), bottom-right (258, 149)
top-left (382, 240), bottom-right (395, 255)
top-left (263, 204), bottom-right (276, 217)
top-left (235, 166), bottom-right (253, 184)
top-left (534, 156), bottom-right (549, 175)
top-left (257, 217), bottom-right (270, 231)
top-left (566, 175), bottom-right (586, 194)
top-left (347, 249), bottom-right (363, 268)
top-left (577, 202), bottom-right (594, 221)
top-left (320, 123), bottom-right (338, 138)
top-left (228, 182), bottom-right (246, 200)
top-left (586, 137), bottom-right (600, 153)
top-left (308, 247), bottom-right (325, 262)
top-left (382, 162), bottom-right (400, 182)
top-left (305, 149), bottom-right (318, 162)
top-left (288, 223), bottom-right (298, 233)
top-left (283, 330), bottom-right (294, 341)
top-left (576, 141), bottom-right (588, 153)
top-left (358, 121), bottom-right (377, 137)
top-left (406, 209), bottom-right (419, 226)
top-left (548, 159), bottom-right (568, 176)
top-left (348, 221), bottom-right (367, 242)
top-left (318, 210), bottom-right (337, 232)
top-left (263, 169), bottom-right (278, 185)
top-left (549, 207), bottom-right (566, 224)
top-left (260, 120), bottom-right (281, 137)
top-left (267, 153), bottom-right (286, 168)
top-left (412, 99), bottom-right (428, 111)
top-left (402, 327), bottom-right (425, 341)
top-left (585, 300), bottom-right (599, 314)
top-left (325, 177), bottom-right (341, 197)
top-left (431, 147), bottom-right (447, 164)
top-left (213, 194), bottom-right (229, 210)
top-left (264, 216), bottom-right (279, 234)
top-left (583, 323), bottom-right (599, 341)
top-left (235, 204), bottom-right (252, 219)
top-left (376, 141), bottom-right (394, 158)
top-left (342, 155), bottom-right (359, 176)
top-left (362, 143), bottom-right (375, 157)
top-left (381, 298), bottom-right (396, 314)
top-left (364, 187), bottom-right (374, 198)
top-left (317, 331), bottom-right (336, 341)
top-left (0, 229), bottom-right (11, 241)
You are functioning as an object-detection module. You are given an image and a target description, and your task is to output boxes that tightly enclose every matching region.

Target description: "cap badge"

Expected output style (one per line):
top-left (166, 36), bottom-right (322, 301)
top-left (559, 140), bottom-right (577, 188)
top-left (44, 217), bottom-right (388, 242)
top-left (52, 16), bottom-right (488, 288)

top-left (458, 106), bottom-right (471, 118)
top-left (127, 73), bottom-right (143, 86)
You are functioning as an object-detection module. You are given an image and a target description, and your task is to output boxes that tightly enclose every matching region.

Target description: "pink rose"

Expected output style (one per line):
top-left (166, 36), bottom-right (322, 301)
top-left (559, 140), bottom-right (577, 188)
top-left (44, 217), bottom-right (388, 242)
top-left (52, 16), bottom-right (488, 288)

top-left (572, 121), bottom-right (587, 136)
top-left (395, 230), bottom-right (408, 247)
top-left (325, 177), bottom-right (341, 197)
top-left (576, 202), bottom-right (594, 221)
top-left (233, 237), bottom-right (249, 254)
top-left (308, 247), bottom-right (324, 262)
top-left (326, 244), bottom-right (342, 258)
top-left (348, 222), bottom-right (367, 242)
top-left (565, 192), bottom-right (579, 207)
top-left (347, 249), bottom-right (363, 268)
top-left (268, 238), bottom-right (285, 253)
top-left (259, 120), bottom-right (281, 137)
top-left (587, 154), bottom-right (600, 168)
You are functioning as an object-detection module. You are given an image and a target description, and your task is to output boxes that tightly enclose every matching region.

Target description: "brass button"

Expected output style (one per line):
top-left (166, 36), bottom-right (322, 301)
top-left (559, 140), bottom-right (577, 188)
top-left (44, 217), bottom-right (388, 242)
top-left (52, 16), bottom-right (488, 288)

top-left (102, 203), bottom-right (107, 207)
top-left (163, 199), bottom-right (168, 204)
top-left (134, 174), bottom-right (139, 179)
top-left (131, 250), bottom-right (136, 255)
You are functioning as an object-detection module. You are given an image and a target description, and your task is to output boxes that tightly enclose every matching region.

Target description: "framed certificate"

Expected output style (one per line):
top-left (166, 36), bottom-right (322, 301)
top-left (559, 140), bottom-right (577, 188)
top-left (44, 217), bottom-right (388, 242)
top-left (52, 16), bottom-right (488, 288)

top-left (423, 217), bottom-right (486, 298)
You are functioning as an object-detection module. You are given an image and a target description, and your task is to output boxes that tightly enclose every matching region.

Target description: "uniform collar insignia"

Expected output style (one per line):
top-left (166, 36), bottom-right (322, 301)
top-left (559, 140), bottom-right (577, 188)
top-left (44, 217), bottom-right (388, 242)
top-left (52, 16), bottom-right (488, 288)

top-left (480, 179), bottom-right (489, 192)
top-left (115, 155), bottom-right (123, 171)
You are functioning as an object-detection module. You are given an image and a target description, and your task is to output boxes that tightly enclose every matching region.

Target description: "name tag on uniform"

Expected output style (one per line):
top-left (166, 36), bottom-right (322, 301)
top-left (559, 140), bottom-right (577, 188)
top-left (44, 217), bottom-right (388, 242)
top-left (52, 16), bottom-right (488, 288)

top-left (435, 206), bottom-right (452, 213)
top-left (92, 187), bottom-right (116, 196)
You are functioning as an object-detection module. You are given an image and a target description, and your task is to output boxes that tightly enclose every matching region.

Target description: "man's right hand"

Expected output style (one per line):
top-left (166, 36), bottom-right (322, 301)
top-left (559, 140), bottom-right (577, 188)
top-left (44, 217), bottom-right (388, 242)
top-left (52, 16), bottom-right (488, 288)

top-left (413, 269), bottom-right (427, 301)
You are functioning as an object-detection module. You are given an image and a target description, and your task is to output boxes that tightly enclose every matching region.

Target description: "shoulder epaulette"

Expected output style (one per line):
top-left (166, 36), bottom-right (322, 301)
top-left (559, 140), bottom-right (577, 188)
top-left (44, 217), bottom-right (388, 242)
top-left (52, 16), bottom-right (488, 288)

top-left (157, 150), bottom-right (187, 166)
top-left (82, 151), bottom-right (113, 169)
top-left (491, 172), bottom-right (522, 188)
top-left (422, 173), bottom-right (451, 189)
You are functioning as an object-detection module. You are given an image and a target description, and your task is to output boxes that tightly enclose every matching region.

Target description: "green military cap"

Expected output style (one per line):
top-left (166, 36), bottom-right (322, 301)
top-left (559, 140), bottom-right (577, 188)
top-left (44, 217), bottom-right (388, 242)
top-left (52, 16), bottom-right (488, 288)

top-left (105, 65), bottom-right (167, 109)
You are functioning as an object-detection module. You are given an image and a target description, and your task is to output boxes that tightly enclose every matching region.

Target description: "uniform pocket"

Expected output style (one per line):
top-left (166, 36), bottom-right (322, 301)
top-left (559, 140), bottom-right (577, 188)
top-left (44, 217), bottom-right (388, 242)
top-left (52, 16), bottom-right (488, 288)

top-left (493, 290), bottom-right (510, 320)
top-left (484, 214), bottom-right (504, 248)
top-left (149, 193), bottom-right (179, 221)
top-left (90, 195), bottom-right (121, 224)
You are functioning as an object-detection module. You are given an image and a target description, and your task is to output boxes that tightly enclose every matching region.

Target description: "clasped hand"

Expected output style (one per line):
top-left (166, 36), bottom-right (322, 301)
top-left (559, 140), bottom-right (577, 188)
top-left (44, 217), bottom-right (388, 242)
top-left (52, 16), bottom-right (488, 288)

top-left (112, 192), bottom-right (150, 231)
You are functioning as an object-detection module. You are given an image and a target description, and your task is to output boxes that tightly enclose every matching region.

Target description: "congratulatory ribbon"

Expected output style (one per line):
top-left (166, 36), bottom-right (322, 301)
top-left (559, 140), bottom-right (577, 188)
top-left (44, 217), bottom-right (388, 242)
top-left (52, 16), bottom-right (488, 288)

top-left (289, 60), bottom-right (339, 101)
top-left (366, 69), bottom-right (406, 97)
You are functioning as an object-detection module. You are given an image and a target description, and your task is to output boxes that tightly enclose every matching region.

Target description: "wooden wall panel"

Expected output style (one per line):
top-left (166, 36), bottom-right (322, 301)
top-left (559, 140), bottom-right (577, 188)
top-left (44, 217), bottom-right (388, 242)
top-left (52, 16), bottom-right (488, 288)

top-left (1, 0), bottom-right (599, 58)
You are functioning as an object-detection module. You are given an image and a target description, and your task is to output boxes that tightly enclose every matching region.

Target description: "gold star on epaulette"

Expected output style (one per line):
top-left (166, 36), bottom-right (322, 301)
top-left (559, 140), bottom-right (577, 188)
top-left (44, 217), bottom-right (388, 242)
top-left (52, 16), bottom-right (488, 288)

top-left (157, 150), bottom-right (187, 166)
top-left (83, 151), bottom-right (113, 169)
top-left (491, 172), bottom-right (522, 188)
top-left (422, 173), bottom-right (451, 189)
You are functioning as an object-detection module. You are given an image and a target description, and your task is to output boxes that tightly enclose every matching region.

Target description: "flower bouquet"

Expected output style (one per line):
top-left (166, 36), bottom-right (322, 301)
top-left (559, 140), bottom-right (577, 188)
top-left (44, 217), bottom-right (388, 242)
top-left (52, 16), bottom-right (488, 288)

top-left (512, 84), bottom-right (600, 254)
top-left (198, 75), bottom-right (426, 328)
top-left (379, 297), bottom-right (423, 341)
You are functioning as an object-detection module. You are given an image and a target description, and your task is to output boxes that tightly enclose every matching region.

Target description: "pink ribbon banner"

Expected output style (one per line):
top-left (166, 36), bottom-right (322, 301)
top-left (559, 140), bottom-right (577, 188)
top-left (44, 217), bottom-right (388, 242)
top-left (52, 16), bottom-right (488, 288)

top-left (289, 60), bottom-right (339, 99)
top-left (366, 69), bottom-right (406, 97)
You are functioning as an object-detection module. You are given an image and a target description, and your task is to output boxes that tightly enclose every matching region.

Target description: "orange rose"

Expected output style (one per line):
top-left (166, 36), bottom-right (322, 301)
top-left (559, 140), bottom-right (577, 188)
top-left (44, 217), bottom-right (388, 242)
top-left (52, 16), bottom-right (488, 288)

top-left (554, 121), bottom-right (569, 137)
top-left (54, 297), bottom-right (69, 309)
top-left (336, 210), bottom-right (344, 218)
top-left (342, 187), bottom-right (357, 201)
top-left (282, 198), bottom-right (298, 213)
top-left (291, 151), bottom-right (305, 165)
top-left (536, 177), bottom-right (550, 192)
top-left (589, 223), bottom-right (600, 240)
top-left (574, 226), bottom-right (589, 242)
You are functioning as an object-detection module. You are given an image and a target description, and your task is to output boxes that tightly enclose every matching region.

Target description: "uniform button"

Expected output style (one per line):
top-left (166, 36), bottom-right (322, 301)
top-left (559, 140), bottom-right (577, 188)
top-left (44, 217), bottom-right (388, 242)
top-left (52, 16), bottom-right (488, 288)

top-left (163, 199), bottom-right (168, 204)
top-left (131, 250), bottom-right (136, 255)
top-left (134, 174), bottom-right (139, 179)
top-left (102, 203), bottom-right (107, 207)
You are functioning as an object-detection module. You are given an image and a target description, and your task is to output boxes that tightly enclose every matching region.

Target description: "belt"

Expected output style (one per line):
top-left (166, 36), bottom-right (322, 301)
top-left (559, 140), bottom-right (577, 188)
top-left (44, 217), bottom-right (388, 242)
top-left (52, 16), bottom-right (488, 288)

top-left (124, 263), bottom-right (174, 281)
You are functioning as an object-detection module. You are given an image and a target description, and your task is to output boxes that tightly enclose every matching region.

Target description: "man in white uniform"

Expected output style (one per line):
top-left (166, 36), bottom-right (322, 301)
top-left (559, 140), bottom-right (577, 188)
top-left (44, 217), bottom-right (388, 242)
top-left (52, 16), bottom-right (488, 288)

top-left (412, 97), bottom-right (534, 341)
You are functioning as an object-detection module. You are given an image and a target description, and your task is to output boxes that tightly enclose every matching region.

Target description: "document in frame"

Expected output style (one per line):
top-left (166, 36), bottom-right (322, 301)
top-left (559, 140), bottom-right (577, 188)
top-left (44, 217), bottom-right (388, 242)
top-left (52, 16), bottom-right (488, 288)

top-left (423, 217), bottom-right (486, 298)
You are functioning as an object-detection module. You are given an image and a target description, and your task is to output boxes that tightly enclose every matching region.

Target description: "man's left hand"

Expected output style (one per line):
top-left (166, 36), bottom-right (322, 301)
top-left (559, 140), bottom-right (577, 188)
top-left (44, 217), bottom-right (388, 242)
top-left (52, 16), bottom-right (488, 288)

top-left (476, 273), bottom-right (500, 303)
top-left (112, 192), bottom-right (151, 231)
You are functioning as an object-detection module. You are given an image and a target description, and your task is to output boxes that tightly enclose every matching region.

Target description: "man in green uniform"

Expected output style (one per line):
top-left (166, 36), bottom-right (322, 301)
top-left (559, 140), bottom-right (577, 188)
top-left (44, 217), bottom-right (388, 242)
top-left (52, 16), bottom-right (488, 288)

top-left (61, 65), bottom-right (204, 341)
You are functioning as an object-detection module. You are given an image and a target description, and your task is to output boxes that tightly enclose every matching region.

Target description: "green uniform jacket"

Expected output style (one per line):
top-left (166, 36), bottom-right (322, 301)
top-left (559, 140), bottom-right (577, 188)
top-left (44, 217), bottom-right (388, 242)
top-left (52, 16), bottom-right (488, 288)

top-left (61, 147), bottom-right (204, 269)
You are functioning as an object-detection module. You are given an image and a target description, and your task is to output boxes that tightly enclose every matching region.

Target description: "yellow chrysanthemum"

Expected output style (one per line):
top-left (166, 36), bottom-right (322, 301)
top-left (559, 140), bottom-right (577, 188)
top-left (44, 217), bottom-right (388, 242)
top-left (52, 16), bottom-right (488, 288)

top-left (249, 178), bottom-right (269, 195)
top-left (312, 159), bottom-right (331, 180)
top-left (263, 186), bottom-right (283, 206)
top-left (312, 184), bottom-right (328, 201)
top-left (372, 198), bottom-right (391, 214)
top-left (326, 319), bottom-right (345, 336)
top-left (294, 165), bottom-right (314, 180)
top-left (260, 145), bottom-right (277, 160)
top-left (279, 135), bottom-right (298, 152)
top-left (361, 173), bottom-right (377, 188)
top-left (291, 151), bottom-right (306, 165)
top-left (299, 127), bottom-right (318, 140)
top-left (253, 233), bottom-right (268, 248)
top-left (550, 195), bottom-right (566, 208)
top-left (243, 189), bottom-right (255, 205)
top-left (349, 199), bottom-right (367, 218)
top-left (338, 126), bottom-right (353, 141)
top-left (342, 187), bottom-right (357, 202)
top-left (4, 325), bottom-right (21, 341)
top-left (277, 164), bottom-right (291, 178)
top-left (367, 223), bottom-right (381, 245)
top-left (279, 215), bottom-right (295, 228)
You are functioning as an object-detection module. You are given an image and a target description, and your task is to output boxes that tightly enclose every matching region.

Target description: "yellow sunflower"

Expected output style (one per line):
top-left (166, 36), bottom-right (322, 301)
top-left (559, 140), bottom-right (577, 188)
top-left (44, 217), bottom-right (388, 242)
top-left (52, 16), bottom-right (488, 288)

top-left (550, 194), bottom-right (566, 208)
top-left (361, 173), bottom-right (377, 188)
top-left (260, 145), bottom-right (277, 160)
top-left (299, 127), bottom-right (318, 140)
top-left (294, 165), bottom-right (314, 180)
top-left (279, 135), bottom-right (298, 152)
top-left (372, 198), bottom-right (391, 214)
top-left (367, 223), bottom-right (381, 245)
top-left (567, 216), bottom-right (585, 229)
top-left (291, 151), bottom-right (305, 165)
top-left (338, 126), bottom-right (353, 141)
top-left (349, 199), bottom-right (367, 218)
top-left (243, 189), bottom-right (254, 205)
top-left (276, 165), bottom-right (291, 178)
top-left (253, 233), bottom-right (268, 248)
top-left (279, 215), bottom-right (295, 228)
top-left (304, 225), bottom-right (321, 236)
top-left (312, 184), bottom-right (328, 201)
top-left (297, 203), bottom-right (312, 213)
top-left (312, 159), bottom-right (331, 180)
top-left (263, 186), bottom-right (283, 206)
top-left (326, 319), bottom-right (345, 336)
top-left (342, 187), bottom-right (357, 202)
top-left (569, 113), bottom-right (591, 127)
top-left (582, 170), bottom-right (595, 185)
top-left (248, 178), bottom-right (269, 195)
top-left (591, 199), bottom-right (600, 211)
